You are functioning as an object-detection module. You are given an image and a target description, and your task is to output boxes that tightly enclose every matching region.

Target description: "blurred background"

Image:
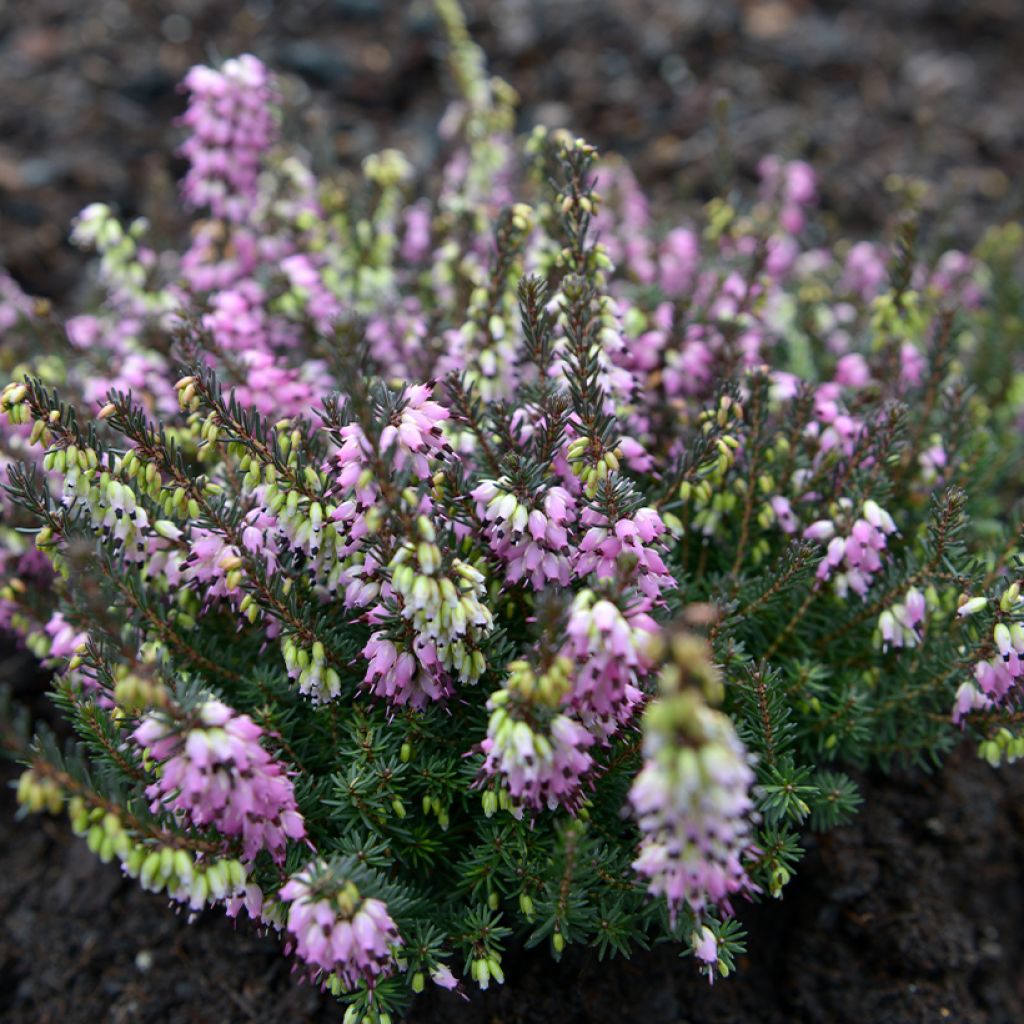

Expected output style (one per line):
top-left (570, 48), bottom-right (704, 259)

top-left (1, 0), bottom-right (1023, 300)
top-left (3, 2), bottom-right (1024, 1022)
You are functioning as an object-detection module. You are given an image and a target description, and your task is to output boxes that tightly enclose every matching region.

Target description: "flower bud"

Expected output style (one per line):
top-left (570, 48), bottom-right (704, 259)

top-left (957, 596), bottom-right (988, 618)
top-left (994, 623), bottom-right (1013, 659)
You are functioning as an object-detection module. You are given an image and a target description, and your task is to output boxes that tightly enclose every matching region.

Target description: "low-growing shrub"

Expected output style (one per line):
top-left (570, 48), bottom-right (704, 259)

top-left (3, 4), bottom-right (1024, 1019)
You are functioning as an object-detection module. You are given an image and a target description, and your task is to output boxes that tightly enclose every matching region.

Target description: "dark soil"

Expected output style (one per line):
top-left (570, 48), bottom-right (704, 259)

top-left (3, 0), bottom-right (1024, 299)
top-left (3, 0), bottom-right (1024, 1021)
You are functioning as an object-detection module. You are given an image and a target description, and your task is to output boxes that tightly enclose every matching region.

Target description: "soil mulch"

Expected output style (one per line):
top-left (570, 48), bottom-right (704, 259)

top-left (2, 0), bottom-right (1024, 300)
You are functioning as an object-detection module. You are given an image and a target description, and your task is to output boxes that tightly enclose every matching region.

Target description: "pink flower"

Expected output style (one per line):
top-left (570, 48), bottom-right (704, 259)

top-left (840, 241), bottom-right (887, 299)
top-left (784, 161), bottom-right (817, 207)
top-left (563, 591), bottom-right (659, 735)
top-left (279, 865), bottom-right (402, 990)
top-left (45, 612), bottom-right (88, 659)
top-left (180, 55), bottom-right (279, 222)
top-left (952, 681), bottom-right (994, 725)
top-left (471, 480), bottom-right (576, 589)
top-left (878, 588), bottom-right (926, 651)
top-left (759, 157), bottom-right (817, 235)
top-left (366, 300), bottom-right (429, 380)
top-left (630, 697), bottom-right (758, 925)
top-left (899, 343), bottom-right (927, 389)
top-left (363, 632), bottom-right (452, 709)
top-left (659, 228), bottom-right (700, 297)
top-left (378, 382), bottom-right (452, 478)
top-left (133, 700), bottom-right (305, 863)
top-left (770, 496), bottom-right (799, 534)
top-left (430, 963), bottom-right (460, 990)
top-left (835, 353), bottom-right (872, 389)
top-left (809, 501), bottom-right (896, 599)
top-left (281, 254), bottom-right (343, 334)
top-left (575, 506), bottom-right (675, 602)
top-left (478, 694), bottom-right (594, 813)
top-left (401, 203), bottom-right (433, 263)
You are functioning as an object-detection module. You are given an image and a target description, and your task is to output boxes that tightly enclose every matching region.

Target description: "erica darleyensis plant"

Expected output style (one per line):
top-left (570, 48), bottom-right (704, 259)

top-left (5, 2), bottom-right (1024, 1017)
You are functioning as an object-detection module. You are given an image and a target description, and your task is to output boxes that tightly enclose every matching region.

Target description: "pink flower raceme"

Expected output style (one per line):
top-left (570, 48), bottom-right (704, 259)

top-left (575, 505), bottom-right (675, 602)
top-left (327, 383), bottom-right (451, 518)
top-left (400, 202), bottom-right (432, 263)
top-left (925, 250), bottom-right (984, 309)
top-left (663, 323), bottom-right (715, 398)
top-left (201, 281), bottom-right (328, 417)
top-left (899, 342), bottom-right (927, 389)
top-left (325, 425), bottom-right (385, 559)
top-left (471, 479), bottom-right (576, 588)
top-left (235, 349), bottom-right (329, 419)
top-left (326, 384), bottom-right (453, 568)
top-left (807, 383), bottom-right (863, 458)
top-left (66, 314), bottom-right (178, 418)
top-left (180, 55), bottom-right (280, 222)
top-left (563, 590), bottom-right (660, 737)
top-left (974, 654), bottom-right (1018, 702)
top-left (203, 281), bottom-right (297, 354)
top-left (948, 595), bottom-right (1024, 726)
top-left (279, 865), bottom-right (402, 991)
top-left (841, 241), bottom-right (888, 299)
top-left (362, 534), bottom-right (492, 708)
top-left (591, 161), bottom-right (654, 282)
top-left (181, 223), bottom-right (280, 293)
top-left (476, 657), bottom-right (594, 814)
top-left (805, 499), bottom-right (897, 599)
top-left (195, 276), bottom-right (332, 417)
top-left (379, 383), bottom-right (452, 476)
top-left (133, 699), bottom-right (305, 863)
top-left (953, 632), bottom-right (1024, 728)
top-left (366, 300), bottom-right (430, 381)
top-left (629, 688), bottom-right (758, 927)
top-left (363, 633), bottom-right (444, 707)
top-left (280, 254), bottom-right (344, 335)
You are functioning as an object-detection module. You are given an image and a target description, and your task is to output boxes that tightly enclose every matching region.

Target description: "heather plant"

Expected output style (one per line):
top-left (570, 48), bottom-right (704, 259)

top-left (4, 3), bottom-right (1024, 1019)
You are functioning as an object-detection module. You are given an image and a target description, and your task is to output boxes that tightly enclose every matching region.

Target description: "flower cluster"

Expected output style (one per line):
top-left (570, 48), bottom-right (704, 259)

top-left (471, 480), bottom-right (576, 589)
top-left (563, 590), bottom-right (659, 736)
top-left (952, 588), bottom-right (1024, 729)
top-left (629, 639), bottom-right (758, 948)
top-left (576, 505), bottom-right (675, 602)
top-left (179, 55), bottom-right (280, 221)
top-left (806, 500), bottom-right (897, 599)
top-left (478, 656), bottom-right (595, 813)
top-left (361, 518), bottom-right (493, 708)
top-left (279, 866), bottom-right (402, 992)
top-left (134, 700), bottom-right (305, 863)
